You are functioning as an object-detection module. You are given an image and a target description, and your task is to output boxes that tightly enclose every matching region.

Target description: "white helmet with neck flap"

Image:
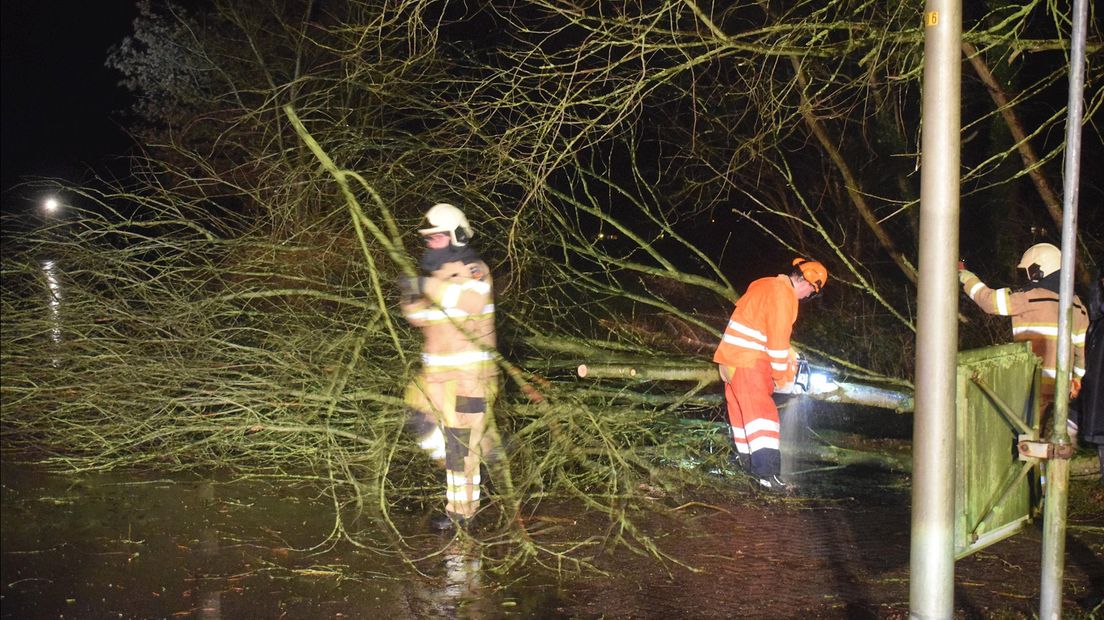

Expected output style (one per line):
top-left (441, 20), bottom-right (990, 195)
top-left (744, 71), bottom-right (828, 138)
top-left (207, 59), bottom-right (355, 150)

top-left (419, 203), bottom-right (472, 247)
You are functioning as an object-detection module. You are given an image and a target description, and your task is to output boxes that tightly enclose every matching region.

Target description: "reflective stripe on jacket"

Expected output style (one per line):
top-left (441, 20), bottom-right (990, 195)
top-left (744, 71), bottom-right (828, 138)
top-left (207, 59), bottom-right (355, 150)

top-left (713, 274), bottom-right (799, 383)
top-left (402, 259), bottom-right (497, 382)
top-left (961, 273), bottom-right (1088, 392)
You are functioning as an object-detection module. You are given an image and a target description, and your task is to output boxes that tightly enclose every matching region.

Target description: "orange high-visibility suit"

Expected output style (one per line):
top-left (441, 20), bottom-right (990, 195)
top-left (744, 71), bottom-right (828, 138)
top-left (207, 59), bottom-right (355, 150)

top-left (402, 256), bottom-right (497, 522)
top-left (714, 274), bottom-right (799, 478)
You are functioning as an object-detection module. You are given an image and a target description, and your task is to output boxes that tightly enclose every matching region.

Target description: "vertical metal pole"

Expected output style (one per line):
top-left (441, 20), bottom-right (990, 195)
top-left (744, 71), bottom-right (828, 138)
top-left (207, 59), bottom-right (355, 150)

top-left (910, 0), bottom-right (961, 617)
top-left (1039, 0), bottom-right (1088, 616)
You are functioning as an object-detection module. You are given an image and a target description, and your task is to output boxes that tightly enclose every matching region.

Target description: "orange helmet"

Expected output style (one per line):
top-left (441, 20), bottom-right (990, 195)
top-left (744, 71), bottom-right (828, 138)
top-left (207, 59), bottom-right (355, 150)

top-left (792, 258), bottom-right (828, 292)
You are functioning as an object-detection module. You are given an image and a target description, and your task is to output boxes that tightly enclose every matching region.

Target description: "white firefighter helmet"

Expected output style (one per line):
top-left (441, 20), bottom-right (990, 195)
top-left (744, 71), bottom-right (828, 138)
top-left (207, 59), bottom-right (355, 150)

top-left (418, 203), bottom-right (472, 246)
top-left (1017, 242), bottom-right (1061, 280)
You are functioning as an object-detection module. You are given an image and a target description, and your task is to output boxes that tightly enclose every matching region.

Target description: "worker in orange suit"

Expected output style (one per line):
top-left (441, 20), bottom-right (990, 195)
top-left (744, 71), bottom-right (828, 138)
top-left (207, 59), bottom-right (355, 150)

top-left (714, 258), bottom-right (827, 491)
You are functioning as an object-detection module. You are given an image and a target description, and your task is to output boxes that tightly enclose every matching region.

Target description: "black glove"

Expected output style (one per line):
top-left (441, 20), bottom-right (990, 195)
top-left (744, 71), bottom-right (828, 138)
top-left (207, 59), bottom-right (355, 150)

top-left (398, 276), bottom-right (423, 303)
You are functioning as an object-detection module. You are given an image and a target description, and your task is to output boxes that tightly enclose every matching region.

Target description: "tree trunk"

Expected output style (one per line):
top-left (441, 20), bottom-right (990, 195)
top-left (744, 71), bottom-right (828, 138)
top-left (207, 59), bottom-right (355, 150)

top-left (577, 363), bottom-right (914, 412)
top-left (962, 42), bottom-right (1093, 289)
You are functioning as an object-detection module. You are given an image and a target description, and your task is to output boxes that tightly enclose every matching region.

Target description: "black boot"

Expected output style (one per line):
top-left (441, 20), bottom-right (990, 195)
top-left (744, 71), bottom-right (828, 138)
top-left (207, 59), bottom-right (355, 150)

top-left (430, 511), bottom-right (471, 532)
top-left (757, 474), bottom-right (793, 495)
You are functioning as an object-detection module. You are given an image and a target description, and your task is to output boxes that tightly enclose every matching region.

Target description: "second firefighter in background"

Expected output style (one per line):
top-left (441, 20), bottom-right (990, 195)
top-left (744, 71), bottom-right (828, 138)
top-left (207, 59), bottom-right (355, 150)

top-left (958, 242), bottom-right (1089, 435)
top-left (714, 258), bottom-right (828, 490)
top-left (401, 203), bottom-right (499, 530)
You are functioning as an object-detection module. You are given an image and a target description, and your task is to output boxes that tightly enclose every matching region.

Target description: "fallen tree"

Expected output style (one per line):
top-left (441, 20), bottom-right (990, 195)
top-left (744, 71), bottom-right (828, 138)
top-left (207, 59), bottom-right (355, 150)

top-left (575, 361), bottom-right (915, 413)
top-left (3, 0), bottom-right (1100, 574)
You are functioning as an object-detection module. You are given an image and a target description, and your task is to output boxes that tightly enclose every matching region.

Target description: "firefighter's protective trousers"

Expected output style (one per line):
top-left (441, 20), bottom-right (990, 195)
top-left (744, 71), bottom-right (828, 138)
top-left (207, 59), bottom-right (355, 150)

top-left (405, 375), bottom-right (496, 520)
top-left (719, 360), bottom-right (781, 478)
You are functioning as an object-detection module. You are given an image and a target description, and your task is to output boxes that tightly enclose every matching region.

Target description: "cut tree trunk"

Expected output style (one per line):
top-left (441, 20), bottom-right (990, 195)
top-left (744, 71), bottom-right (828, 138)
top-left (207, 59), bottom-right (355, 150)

top-left (576, 363), bottom-right (914, 412)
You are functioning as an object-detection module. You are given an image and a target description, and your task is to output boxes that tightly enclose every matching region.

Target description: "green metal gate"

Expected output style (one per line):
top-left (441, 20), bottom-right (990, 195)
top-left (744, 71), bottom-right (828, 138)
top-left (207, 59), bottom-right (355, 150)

top-left (954, 342), bottom-right (1041, 559)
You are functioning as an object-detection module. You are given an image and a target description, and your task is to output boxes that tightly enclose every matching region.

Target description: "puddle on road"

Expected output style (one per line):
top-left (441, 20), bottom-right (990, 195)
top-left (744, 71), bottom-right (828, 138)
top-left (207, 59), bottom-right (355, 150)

top-left (1, 462), bottom-right (567, 619)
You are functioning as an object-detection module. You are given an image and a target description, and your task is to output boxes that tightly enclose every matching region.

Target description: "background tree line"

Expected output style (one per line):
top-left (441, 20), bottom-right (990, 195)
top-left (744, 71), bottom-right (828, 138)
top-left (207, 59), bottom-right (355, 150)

top-left (104, 0), bottom-right (1102, 376)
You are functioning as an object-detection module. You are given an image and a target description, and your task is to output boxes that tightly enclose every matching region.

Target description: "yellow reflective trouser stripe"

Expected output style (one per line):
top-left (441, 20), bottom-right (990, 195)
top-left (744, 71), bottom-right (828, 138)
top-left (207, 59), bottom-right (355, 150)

top-left (447, 470), bottom-right (481, 504)
top-left (443, 380), bottom-right (457, 425)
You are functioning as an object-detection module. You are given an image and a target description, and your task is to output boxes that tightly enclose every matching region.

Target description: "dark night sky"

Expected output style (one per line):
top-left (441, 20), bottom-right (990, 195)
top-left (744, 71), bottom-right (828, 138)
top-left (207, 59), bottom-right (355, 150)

top-left (1, 2), bottom-right (137, 214)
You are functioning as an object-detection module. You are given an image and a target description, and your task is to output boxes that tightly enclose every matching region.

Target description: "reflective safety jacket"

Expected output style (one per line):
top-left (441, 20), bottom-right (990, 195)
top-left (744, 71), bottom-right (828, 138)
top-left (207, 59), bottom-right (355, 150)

top-left (713, 274), bottom-right (799, 384)
top-left (402, 258), bottom-right (497, 383)
top-left (961, 272), bottom-right (1088, 395)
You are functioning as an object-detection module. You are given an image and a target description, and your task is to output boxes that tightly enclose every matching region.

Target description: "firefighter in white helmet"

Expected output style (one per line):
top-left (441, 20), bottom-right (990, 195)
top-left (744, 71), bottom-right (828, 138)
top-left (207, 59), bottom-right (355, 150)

top-left (959, 243), bottom-right (1089, 429)
top-left (400, 203), bottom-right (499, 531)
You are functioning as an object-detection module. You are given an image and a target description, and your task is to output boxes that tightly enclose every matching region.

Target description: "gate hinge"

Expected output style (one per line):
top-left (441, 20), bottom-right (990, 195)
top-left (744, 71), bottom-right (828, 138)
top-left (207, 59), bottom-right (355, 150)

top-left (1018, 435), bottom-right (1075, 461)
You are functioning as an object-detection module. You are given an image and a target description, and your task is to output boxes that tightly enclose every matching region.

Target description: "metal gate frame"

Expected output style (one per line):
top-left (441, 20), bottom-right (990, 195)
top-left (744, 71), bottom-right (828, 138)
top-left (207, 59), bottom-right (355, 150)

top-left (954, 342), bottom-right (1041, 559)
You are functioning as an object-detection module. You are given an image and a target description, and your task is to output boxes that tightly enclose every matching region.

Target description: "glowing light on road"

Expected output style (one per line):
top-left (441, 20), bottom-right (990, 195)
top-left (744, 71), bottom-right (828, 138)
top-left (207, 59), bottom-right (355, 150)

top-left (43, 260), bottom-right (63, 352)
